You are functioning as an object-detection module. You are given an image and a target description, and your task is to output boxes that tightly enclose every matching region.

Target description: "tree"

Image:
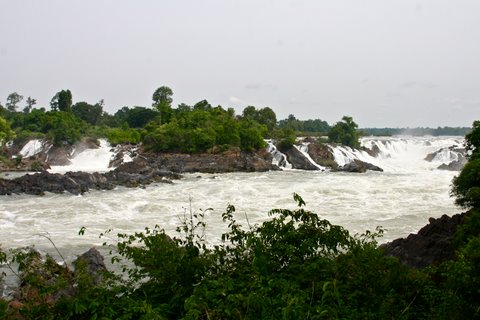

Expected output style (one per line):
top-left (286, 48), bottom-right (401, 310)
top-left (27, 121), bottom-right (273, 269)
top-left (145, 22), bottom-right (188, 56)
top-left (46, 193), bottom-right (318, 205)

top-left (6, 92), bottom-right (23, 112)
top-left (452, 120), bottom-right (480, 209)
top-left (242, 106), bottom-right (277, 132)
top-left (58, 89), bottom-right (73, 112)
top-left (50, 93), bottom-right (59, 111)
top-left (0, 115), bottom-right (15, 144)
top-left (152, 86), bottom-right (173, 125)
top-left (23, 96), bottom-right (37, 113)
top-left (328, 116), bottom-right (360, 149)
top-left (72, 101), bottom-right (104, 125)
top-left (50, 90), bottom-right (73, 112)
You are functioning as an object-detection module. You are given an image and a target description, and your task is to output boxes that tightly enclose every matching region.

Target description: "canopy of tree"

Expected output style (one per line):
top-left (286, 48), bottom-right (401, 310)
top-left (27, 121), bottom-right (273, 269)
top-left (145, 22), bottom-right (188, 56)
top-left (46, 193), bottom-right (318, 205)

top-left (328, 116), bottom-right (361, 148)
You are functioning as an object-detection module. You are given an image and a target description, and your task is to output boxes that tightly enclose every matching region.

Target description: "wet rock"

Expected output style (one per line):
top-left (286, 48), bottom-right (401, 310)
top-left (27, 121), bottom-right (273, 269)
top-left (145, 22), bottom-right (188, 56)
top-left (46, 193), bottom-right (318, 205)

top-left (144, 149), bottom-right (279, 173)
top-left (382, 213), bottom-right (465, 268)
top-left (364, 144), bottom-right (381, 157)
top-left (437, 158), bottom-right (467, 171)
top-left (74, 247), bottom-right (107, 285)
top-left (335, 159), bottom-right (383, 173)
top-left (306, 142), bottom-right (338, 169)
top-left (279, 145), bottom-right (319, 170)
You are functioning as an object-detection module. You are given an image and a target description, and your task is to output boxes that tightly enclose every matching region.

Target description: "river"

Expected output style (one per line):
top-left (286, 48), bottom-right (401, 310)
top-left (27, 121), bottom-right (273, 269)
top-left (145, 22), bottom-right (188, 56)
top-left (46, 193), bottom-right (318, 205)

top-left (0, 136), bottom-right (464, 263)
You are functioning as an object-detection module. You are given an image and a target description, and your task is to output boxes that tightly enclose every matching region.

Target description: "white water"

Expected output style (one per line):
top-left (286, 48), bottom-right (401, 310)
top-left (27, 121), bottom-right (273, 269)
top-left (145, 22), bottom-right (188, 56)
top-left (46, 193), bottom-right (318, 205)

top-left (19, 139), bottom-right (51, 158)
top-left (295, 143), bottom-right (327, 170)
top-left (48, 139), bottom-right (115, 173)
top-left (0, 136), bottom-right (464, 264)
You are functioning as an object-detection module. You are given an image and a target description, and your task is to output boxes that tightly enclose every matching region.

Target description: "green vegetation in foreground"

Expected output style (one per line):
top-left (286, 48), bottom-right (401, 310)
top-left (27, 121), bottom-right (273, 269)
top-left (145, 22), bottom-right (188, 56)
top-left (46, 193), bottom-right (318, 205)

top-left (0, 192), bottom-right (479, 319)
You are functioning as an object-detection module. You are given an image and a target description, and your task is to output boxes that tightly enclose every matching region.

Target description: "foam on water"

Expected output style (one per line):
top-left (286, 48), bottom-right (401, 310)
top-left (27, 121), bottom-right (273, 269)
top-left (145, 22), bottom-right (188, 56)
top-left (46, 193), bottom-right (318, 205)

top-left (49, 139), bottom-right (115, 173)
top-left (19, 139), bottom-right (50, 157)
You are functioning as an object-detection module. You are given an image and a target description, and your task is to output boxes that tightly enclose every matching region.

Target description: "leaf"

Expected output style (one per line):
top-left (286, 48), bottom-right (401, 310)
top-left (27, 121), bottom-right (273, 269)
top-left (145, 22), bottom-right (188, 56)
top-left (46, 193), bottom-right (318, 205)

top-left (293, 193), bottom-right (306, 207)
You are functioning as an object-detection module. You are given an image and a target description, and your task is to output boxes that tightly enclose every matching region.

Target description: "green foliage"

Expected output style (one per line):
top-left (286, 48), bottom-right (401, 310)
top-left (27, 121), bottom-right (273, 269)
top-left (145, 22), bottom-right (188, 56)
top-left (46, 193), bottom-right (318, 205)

top-left (0, 115), bottom-right (15, 144)
top-left (452, 121), bottom-right (480, 209)
top-left (143, 105), bottom-right (266, 153)
top-left (2, 194), bottom-right (480, 319)
top-left (114, 106), bottom-right (159, 128)
top-left (6, 92), bottom-right (24, 112)
top-left (271, 128), bottom-right (296, 151)
top-left (105, 127), bottom-right (142, 145)
top-left (278, 114), bottom-right (330, 134)
top-left (362, 126), bottom-right (471, 137)
top-left (328, 115), bottom-right (361, 149)
top-left (152, 86), bottom-right (174, 125)
top-left (72, 101), bottom-right (103, 125)
top-left (58, 90), bottom-right (73, 113)
top-left (242, 106), bottom-right (277, 132)
top-left (238, 119), bottom-right (267, 152)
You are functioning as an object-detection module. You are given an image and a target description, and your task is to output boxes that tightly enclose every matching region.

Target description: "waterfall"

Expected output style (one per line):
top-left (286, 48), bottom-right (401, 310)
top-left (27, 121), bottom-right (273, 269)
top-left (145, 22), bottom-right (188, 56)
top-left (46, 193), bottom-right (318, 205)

top-left (294, 143), bottom-right (327, 170)
top-left (266, 140), bottom-right (292, 169)
top-left (19, 139), bottom-right (52, 158)
top-left (49, 139), bottom-right (115, 173)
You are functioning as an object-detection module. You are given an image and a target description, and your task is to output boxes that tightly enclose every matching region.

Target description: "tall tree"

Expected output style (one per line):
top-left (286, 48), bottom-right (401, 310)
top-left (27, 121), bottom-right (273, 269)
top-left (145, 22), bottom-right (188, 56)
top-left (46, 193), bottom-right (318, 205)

top-left (58, 89), bottom-right (73, 112)
top-left (51, 90), bottom-right (73, 112)
top-left (152, 86), bottom-right (173, 125)
top-left (72, 100), bottom-right (104, 125)
top-left (452, 120), bottom-right (480, 209)
top-left (328, 116), bottom-right (360, 148)
top-left (50, 93), bottom-right (59, 111)
top-left (23, 96), bottom-right (37, 113)
top-left (6, 92), bottom-right (23, 112)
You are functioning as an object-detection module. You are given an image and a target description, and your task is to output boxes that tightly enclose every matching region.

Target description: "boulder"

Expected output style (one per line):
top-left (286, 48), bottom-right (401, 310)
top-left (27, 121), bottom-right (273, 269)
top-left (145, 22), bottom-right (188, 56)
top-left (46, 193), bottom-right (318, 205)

top-left (335, 159), bottom-right (383, 173)
top-left (381, 213), bottom-right (465, 268)
top-left (280, 146), bottom-right (319, 170)
top-left (306, 142), bottom-right (338, 169)
top-left (74, 247), bottom-right (107, 285)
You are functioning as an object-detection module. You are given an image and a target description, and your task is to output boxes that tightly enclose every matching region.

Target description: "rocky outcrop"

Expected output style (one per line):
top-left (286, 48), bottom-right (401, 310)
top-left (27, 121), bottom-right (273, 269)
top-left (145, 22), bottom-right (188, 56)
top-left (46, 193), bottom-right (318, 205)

top-left (73, 247), bottom-right (107, 285)
top-left (381, 213), bottom-right (465, 268)
top-left (279, 146), bottom-right (319, 170)
top-left (142, 149), bottom-right (279, 173)
top-left (109, 144), bottom-right (138, 168)
top-left (335, 159), bottom-right (383, 173)
top-left (425, 145), bottom-right (467, 171)
top-left (307, 142), bottom-right (338, 169)
top-left (0, 161), bottom-right (181, 195)
top-left (437, 159), bottom-right (466, 171)
top-left (6, 247), bottom-right (108, 312)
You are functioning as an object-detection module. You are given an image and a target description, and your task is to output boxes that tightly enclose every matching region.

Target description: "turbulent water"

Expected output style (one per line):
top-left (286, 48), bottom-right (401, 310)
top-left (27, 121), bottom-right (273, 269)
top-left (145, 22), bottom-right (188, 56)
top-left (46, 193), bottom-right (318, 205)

top-left (0, 136), bottom-right (464, 263)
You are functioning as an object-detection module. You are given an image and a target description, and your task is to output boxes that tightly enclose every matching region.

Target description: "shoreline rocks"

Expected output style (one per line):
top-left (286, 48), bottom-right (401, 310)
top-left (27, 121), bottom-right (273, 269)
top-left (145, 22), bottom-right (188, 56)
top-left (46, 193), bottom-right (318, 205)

top-left (381, 212), bottom-right (466, 268)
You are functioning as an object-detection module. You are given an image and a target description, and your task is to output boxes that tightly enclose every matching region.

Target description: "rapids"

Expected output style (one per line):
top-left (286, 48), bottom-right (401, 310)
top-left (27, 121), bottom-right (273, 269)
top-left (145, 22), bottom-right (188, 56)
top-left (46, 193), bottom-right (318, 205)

top-left (0, 136), bottom-right (464, 263)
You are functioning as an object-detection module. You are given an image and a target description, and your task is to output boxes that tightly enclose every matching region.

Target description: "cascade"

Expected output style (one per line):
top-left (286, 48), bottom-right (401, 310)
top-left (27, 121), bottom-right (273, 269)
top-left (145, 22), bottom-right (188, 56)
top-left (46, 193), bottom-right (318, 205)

top-left (266, 140), bottom-right (292, 169)
top-left (19, 139), bottom-right (52, 158)
top-left (294, 143), bottom-right (326, 170)
top-left (49, 139), bottom-right (115, 173)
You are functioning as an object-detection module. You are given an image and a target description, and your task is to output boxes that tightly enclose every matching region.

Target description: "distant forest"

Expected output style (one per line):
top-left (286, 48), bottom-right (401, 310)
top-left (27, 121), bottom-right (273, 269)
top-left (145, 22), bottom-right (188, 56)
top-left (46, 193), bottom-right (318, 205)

top-left (361, 127), bottom-right (471, 137)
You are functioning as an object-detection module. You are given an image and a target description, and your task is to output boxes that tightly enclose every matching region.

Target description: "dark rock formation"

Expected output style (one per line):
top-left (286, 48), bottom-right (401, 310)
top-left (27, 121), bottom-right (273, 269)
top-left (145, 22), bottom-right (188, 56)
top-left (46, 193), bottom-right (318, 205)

top-left (307, 143), bottom-right (338, 169)
top-left (334, 159), bottom-right (383, 173)
top-left (437, 158), bottom-right (466, 171)
top-left (109, 144), bottom-right (138, 168)
top-left (382, 213), bottom-right (465, 268)
top-left (279, 146), bottom-right (319, 170)
top-left (143, 149), bottom-right (279, 173)
top-left (74, 247), bottom-right (107, 285)
top-left (364, 144), bottom-right (381, 157)
top-left (0, 163), bottom-right (179, 195)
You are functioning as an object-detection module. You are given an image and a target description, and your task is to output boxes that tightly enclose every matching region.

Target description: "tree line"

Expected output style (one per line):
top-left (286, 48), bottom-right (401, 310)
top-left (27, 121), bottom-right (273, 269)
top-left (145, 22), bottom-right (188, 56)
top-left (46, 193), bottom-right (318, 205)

top-left (0, 86), bottom-right (470, 153)
top-left (0, 87), bottom-right (366, 152)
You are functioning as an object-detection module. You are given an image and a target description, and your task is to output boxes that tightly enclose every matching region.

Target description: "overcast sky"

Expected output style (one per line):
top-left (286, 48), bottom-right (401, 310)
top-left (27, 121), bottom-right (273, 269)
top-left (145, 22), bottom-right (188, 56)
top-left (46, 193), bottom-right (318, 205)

top-left (1, 1), bottom-right (479, 127)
